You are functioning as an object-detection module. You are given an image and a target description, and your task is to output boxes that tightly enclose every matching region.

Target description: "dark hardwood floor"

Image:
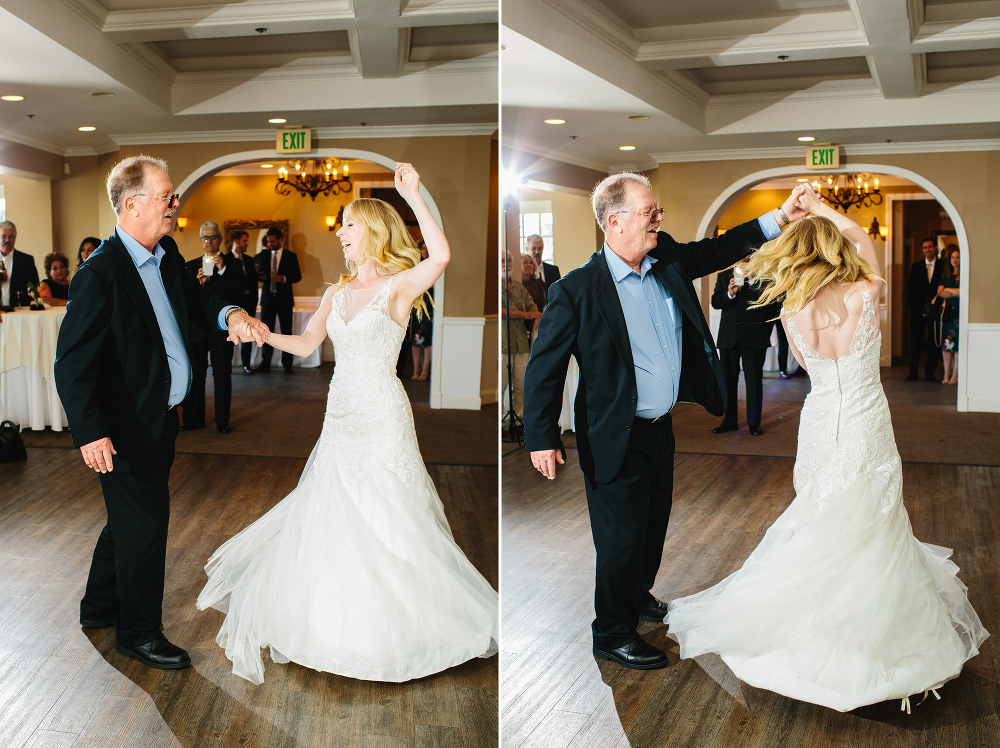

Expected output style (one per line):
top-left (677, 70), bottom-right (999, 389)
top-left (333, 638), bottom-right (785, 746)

top-left (501, 449), bottom-right (999, 748)
top-left (0, 443), bottom-right (498, 748)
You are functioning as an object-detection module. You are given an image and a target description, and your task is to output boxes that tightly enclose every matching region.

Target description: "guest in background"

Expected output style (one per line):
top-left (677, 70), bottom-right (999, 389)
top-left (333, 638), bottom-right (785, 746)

top-left (256, 227), bottom-right (301, 373)
top-left (711, 265), bottom-right (779, 436)
top-left (181, 221), bottom-right (243, 434)
top-left (526, 234), bottom-right (560, 290)
top-left (502, 249), bottom-right (540, 438)
top-left (228, 229), bottom-right (259, 374)
top-left (906, 237), bottom-right (943, 381)
top-left (37, 252), bottom-right (71, 305)
top-left (0, 221), bottom-right (40, 307)
top-left (410, 243), bottom-right (433, 381)
top-left (938, 245), bottom-right (961, 386)
top-left (521, 252), bottom-right (546, 338)
top-left (77, 236), bottom-right (101, 270)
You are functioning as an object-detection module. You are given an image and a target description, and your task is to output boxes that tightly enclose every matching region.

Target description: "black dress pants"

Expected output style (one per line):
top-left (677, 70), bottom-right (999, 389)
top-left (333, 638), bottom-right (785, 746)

top-left (260, 301), bottom-right (293, 371)
top-left (775, 323), bottom-right (789, 373)
top-left (80, 410), bottom-right (178, 647)
top-left (239, 294), bottom-right (257, 368)
top-left (720, 345), bottom-right (767, 430)
top-left (908, 312), bottom-right (940, 377)
top-left (182, 338), bottom-right (234, 428)
top-left (584, 414), bottom-right (675, 649)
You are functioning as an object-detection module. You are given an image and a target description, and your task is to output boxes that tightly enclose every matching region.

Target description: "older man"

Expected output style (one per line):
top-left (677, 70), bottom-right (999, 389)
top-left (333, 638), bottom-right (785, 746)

top-left (502, 249), bottom-right (541, 439)
top-left (54, 156), bottom-right (268, 670)
top-left (523, 173), bottom-right (807, 669)
top-left (229, 229), bottom-right (259, 373)
top-left (526, 233), bottom-right (560, 290)
top-left (0, 221), bottom-right (40, 307)
top-left (906, 237), bottom-right (943, 381)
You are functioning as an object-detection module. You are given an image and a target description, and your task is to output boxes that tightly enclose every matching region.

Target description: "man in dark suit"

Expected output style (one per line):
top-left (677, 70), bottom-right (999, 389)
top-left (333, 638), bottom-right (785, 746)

top-left (526, 234), bottom-right (561, 289)
top-left (906, 237), bottom-right (943, 381)
top-left (229, 229), bottom-right (259, 373)
top-left (256, 227), bottom-right (301, 373)
top-left (180, 221), bottom-right (244, 434)
top-left (0, 221), bottom-right (40, 307)
top-left (710, 268), bottom-right (780, 436)
top-left (523, 173), bottom-right (807, 669)
top-left (54, 156), bottom-right (268, 670)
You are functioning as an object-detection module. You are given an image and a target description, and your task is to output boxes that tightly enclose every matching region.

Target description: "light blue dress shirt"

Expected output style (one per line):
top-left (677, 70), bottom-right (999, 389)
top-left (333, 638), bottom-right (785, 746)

top-left (606, 214), bottom-right (783, 419)
top-left (118, 227), bottom-right (235, 406)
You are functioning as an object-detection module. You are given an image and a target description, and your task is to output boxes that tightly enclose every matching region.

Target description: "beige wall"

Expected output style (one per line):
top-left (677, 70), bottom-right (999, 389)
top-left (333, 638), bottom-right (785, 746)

top-left (517, 186), bottom-right (598, 276)
top-left (657, 150), bottom-right (1000, 324)
top-left (0, 171), bottom-right (54, 267)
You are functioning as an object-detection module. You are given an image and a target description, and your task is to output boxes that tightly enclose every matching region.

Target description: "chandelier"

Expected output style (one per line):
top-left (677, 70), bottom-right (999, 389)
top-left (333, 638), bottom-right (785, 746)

top-left (809, 173), bottom-right (882, 212)
top-left (275, 159), bottom-right (352, 201)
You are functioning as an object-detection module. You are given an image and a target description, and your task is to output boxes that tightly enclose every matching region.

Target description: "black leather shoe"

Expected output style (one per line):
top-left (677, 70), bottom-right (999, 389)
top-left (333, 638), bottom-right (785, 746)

top-left (712, 422), bottom-right (738, 434)
top-left (243, 366), bottom-right (254, 375)
top-left (283, 367), bottom-right (293, 374)
top-left (80, 617), bottom-right (115, 628)
top-left (925, 375), bottom-right (936, 382)
top-left (180, 423), bottom-right (205, 431)
top-left (593, 638), bottom-right (668, 670)
top-left (905, 374), bottom-right (918, 381)
top-left (639, 596), bottom-right (669, 622)
top-left (749, 426), bottom-right (764, 436)
top-left (256, 365), bottom-right (271, 373)
top-left (115, 637), bottom-right (191, 670)
top-left (217, 424), bottom-right (232, 434)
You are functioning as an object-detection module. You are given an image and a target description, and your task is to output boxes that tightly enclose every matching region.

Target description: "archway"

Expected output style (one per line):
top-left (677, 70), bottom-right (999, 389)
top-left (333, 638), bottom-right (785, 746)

top-left (174, 148), bottom-right (446, 407)
top-left (696, 164), bottom-right (970, 409)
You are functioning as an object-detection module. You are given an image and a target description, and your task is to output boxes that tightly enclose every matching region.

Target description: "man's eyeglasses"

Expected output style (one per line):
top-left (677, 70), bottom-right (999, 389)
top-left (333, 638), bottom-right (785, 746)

top-left (200, 235), bottom-right (221, 242)
top-left (132, 193), bottom-right (180, 207)
top-left (615, 208), bottom-right (664, 222)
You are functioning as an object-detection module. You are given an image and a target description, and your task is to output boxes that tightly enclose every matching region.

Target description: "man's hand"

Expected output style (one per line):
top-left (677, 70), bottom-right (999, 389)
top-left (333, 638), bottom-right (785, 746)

top-left (226, 312), bottom-right (269, 345)
top-left (196, 268), bottom-right (210, 285)
top-left (728, 278), bottom-right (738, 297)
top-left (210, 254), bottom-right (225, 271)
top-left (531, 449), bottom-right (564, 480)
top-left (780, 185), bottom-right (812, 223)
top-left (81, 437), bottom-right (116, 473)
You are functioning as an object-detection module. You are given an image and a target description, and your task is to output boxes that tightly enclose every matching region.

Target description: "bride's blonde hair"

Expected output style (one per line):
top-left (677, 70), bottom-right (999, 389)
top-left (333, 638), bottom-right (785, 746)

top-left (743, 215), bottom-right (883, 317)
top-left (335, 197), bottom-right (431, 319)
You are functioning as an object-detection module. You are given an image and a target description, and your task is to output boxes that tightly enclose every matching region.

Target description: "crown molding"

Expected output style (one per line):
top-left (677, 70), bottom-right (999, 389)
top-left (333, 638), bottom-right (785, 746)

top-left (110, 123), bottom-right (497, 146)
top-left (58, 0), bottom-right (109, 29)
top-left (504, 139), bottom-right (611, 173)
top-left (64, 144), bottom-right (120, 157)
top-left (402, 0), bottom-right (498, 17)
top-left (101, 0), bottom-right (355, 35)
top-left (0, 130), bottom-right (67, 157)
top-left (651, 138), bottom-right (1000, 163)
top-left (540, 0), bottom-right (639, 59)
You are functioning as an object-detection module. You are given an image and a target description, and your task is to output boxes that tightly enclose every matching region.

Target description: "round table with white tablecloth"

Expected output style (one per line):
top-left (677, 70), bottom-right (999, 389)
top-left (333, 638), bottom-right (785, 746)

top-left (0, 306), bottom-right (69, 431)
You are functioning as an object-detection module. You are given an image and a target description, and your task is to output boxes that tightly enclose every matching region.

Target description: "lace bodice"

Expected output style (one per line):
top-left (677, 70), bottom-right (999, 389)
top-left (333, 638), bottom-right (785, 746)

top-left (785, 285), bottom-right (901, 515)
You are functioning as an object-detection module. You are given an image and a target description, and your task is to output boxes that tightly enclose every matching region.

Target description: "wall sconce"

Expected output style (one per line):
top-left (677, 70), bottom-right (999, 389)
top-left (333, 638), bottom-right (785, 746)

top-left (176, 217), bottom-right (187, 232)
top-left (325, 216), bottom-right (336, 231)
top-left (868, 217), bottom-right (888, 240)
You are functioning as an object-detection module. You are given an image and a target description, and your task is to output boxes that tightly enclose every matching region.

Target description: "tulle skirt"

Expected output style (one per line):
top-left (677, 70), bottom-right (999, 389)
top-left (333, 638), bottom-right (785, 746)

top-left (666, 471), bottom-right (988, 711)
top-left (196, 435), bottom-right (499, 685)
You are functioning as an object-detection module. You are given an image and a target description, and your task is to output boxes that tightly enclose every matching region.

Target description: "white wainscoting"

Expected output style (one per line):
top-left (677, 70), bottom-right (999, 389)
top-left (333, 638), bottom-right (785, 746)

top-left (435, 316), bottom-right (486, 410)
top-left (961, 323), bottom-right (1000, 413)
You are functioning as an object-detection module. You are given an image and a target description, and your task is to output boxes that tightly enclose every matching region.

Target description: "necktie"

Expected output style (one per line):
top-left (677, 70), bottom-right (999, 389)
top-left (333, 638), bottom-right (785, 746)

top-left (927, 261), bottom-right (932, 283)
top-left (271, 251), bottom-right (278, 293)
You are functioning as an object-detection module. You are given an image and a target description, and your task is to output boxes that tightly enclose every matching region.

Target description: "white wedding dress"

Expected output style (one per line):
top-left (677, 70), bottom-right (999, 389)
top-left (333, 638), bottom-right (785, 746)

top-left (197, 277), bottom-right (498, 685)
top-left (667, 284), bottom-right (988, 711)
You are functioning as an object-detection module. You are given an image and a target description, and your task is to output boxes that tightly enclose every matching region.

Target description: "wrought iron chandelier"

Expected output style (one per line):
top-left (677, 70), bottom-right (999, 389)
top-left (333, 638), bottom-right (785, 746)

top-left (275, 159), bottom-right (352, 201)
top-left (809, 173), bottom-right (882, 212)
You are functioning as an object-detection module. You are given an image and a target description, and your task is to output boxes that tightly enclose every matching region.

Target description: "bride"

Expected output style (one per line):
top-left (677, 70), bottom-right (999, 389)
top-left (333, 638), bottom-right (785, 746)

top-left (666, 184), bottom-right (987, 712)
top-left (197, 163), bottom-right (498, 684)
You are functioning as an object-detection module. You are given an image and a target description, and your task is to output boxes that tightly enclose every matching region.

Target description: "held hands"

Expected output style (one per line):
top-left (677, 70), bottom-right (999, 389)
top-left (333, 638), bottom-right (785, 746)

top-left (394, 162), bottom-right (421, 201)
top-left (793, 183), bottom-right (825, 214)
top-left (779, 185), bottom-right (813, 224)
top-left (81, 436), bottom-right (116, 473)
top-left (531, 449), bottom-right (564, 480)
top-left (226, 311), bottom-right (270, 345)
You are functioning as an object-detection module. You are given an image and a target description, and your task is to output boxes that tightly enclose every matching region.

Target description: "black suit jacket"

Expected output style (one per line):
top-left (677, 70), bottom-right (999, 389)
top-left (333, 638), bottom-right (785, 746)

top-left (711, 269), bottom-right (779, 349)
top-left (540, 261), bottom-right (561, 288)
top-left (523, 220), bottom-right (767, 483)
top-left (256, 248), bottom-right (301, 312)
top-left (183, 253), bottom-right (244, 342)
top-left (3, 248), bottom-right (40, 304)
top-left (54, 231), bottom-right (230, 473)
top-left (907, 258), bottom-right (944, 311)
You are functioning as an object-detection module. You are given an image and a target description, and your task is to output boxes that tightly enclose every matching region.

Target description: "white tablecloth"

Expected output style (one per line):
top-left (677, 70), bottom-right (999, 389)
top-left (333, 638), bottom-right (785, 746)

top-left (0, 307), bottom-right (69, 431)
top-left (231, 307), bottom-right (322, 369)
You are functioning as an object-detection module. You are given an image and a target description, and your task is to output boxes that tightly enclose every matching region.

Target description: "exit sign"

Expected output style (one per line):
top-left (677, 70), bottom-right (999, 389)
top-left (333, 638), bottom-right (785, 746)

top-left (806, 145), bottom-right (839, 169)
top-left (276, 128), bottom-right (311, 154)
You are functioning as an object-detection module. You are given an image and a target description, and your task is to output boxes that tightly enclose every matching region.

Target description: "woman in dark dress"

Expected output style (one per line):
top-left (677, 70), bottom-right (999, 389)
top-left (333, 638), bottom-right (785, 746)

top-left (520, 253), bottom-right (546, 339)
top-left (937, 245), bottom-right (961, 385)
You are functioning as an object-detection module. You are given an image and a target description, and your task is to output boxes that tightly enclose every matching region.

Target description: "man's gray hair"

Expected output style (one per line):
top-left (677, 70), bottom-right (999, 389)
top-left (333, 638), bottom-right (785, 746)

top-left (200, 220), bottom-right (221, 236)
top-left (106, 155), bottom-right (169, 214)
top-left (0, 221), bottom-right (15, 231)
top-left (525, 234), bottom-right (543, 247)
top-left (591, 172), bottom-right (652, 231)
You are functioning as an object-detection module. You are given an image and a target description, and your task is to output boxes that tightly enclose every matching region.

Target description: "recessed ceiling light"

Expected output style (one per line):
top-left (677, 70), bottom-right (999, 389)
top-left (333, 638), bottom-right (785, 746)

top-left (619, 146), bottom-right (636, 151)
top-left (260, 164), bottom-right (274, 168)
top-left (544, 119), bottom-right (565, 125)
top-left (797, 178), bottom-right (808, 182)
top-left (501, 44), bottom-right (507, 51)
top-left (78, 126), bottom-right (96, 132)
top-left (90, 92), bottom-right (114, 98)
top-left (269, 118), bottom-right (287, 124)
top-left (798, 136), bottom-right (815, 142)
top-left (1, 95), bottom-right (24, 102)
top-left (627, 115), bottom-right (648, 120)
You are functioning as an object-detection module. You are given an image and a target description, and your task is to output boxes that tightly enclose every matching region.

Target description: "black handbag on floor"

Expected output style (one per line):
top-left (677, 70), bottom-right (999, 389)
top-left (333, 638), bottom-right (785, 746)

top-left (0, 420), bottom-right (27, 462)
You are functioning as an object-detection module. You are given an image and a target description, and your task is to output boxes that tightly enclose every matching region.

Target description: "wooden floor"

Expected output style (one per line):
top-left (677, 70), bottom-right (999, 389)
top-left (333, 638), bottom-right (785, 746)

top-left (0, 445), bottom-right (498, 748)
top-left (501, 449), bottom-right (999, 748)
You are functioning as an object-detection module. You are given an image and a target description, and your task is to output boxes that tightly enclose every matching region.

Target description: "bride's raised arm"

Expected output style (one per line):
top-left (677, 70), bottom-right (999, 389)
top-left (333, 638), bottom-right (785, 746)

top-left (265, 285), bottom-right (336, 357)
top-left (796, 185), bottom-right (881, 278)
top-left (389, 163), bottom-right (450, 322)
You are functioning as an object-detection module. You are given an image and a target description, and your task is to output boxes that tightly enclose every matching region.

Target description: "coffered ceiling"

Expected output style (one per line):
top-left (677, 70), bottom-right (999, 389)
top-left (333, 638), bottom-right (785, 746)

top-left (0, 0), bottom-right (498, 157)
top-left (502, 0), bottom-right (1000, 173)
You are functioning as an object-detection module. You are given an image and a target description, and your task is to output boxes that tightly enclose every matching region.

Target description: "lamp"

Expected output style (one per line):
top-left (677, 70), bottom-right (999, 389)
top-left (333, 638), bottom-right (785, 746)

top-left (868, 217), bottom-right (889, 240)
top-left (326, 216), bottom-right (336, 231)
top-left (276, 159), bottom-right (352, 201)
top-left (814, 174), bottom-right (882, 212)
top-left (176, 217), bottom-right (187, 232)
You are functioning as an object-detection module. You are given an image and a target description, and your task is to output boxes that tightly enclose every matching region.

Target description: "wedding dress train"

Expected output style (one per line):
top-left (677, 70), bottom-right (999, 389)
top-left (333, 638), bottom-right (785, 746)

top-left (197, 278), bottom-right (498, 684)
top-left (666, 285), bottom-right (988, 711)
